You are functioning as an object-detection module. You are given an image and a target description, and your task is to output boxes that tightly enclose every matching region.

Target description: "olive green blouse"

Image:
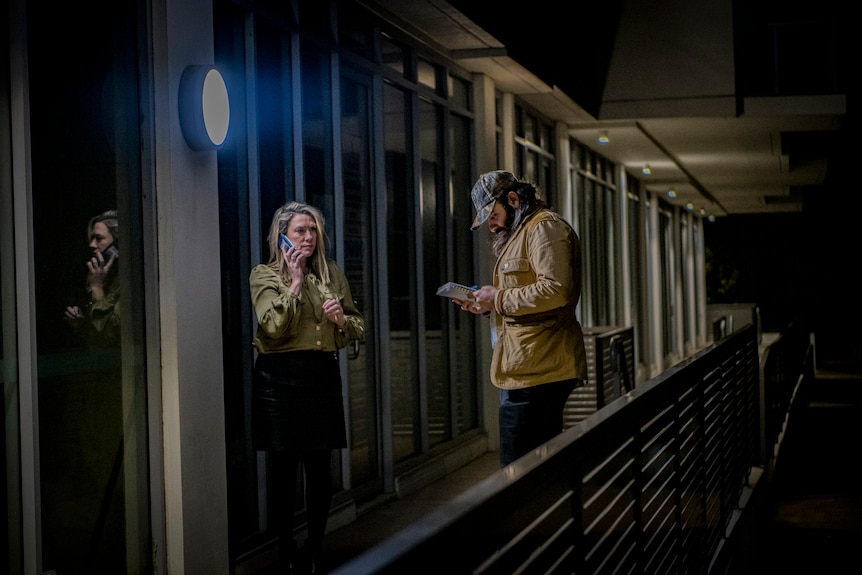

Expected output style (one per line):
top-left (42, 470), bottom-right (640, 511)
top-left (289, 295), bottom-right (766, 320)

top-left (249, 261), bottom-right (364, 353)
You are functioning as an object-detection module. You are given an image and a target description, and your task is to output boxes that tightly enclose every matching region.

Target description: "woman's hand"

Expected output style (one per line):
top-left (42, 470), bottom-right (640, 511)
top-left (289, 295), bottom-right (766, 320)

top-left (85, 251), bottom-right (115, 302)
top-left (65, 305), bottom-right (84, 321)
top-left (282, 244), bottom-right (306, 286)
top-left (323, 298), bottom-right (346, 327)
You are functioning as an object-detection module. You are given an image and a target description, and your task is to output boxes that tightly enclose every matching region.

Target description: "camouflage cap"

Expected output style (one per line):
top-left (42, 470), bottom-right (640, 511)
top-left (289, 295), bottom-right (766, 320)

top-left (470, 170), bottom-right (518, 230)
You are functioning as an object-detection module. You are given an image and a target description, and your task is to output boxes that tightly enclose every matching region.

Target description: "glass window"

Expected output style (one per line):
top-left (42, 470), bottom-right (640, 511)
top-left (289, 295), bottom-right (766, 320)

top-left (255, 14), bottom-right (297, 235)
top-left (301, 38), bottom-right (335, 236)
top-left (659, 203), bottom-right (675, 359)
top-left (513, 102), bottom-right (555, 201)
top-left (449, 112), bottom-right (478, 432)
top-left (27, 3), bottom-right (150, 572)
top-left (338, 1), bottom-right (374, 60)
top-left (256, 0), bottom-right (294, 22)
top-left (627, 179), bottom-right (649, 375)
top-left (521, 109), bottom-right (536, 143)
top-left (448, 74), bottom-right (470, 110)
top-left (495, 92), bottom-right (503, 166)
top-left (681, 215), bottom-right (694, 350)
top-left (340, 72), bottom-right (379, 487)
top-left (1, 4), bottom-right (19, 567)
top-left (383, 81), bottom-right (421, 461)
top-left (573, 141), bottom-right (617, 327)
top-left (540, 122), bottom-right (552, 151)
top-left (381, 33), bottom-right (406, 78)
top-left (215, 0), bottom-right (263, 546)
top-left (417, 57), bottom-right (437, 92)
top-left (298, 0), bottom-right (333, 40)
top-left (420, 98), bottom-right (449, 447)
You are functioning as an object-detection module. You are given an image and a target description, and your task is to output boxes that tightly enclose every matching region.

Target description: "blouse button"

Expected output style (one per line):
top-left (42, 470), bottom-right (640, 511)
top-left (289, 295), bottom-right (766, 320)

top-left (316, 325), bottom-right (321, 331)
top-left (316, 340), bottom-right (322, 346)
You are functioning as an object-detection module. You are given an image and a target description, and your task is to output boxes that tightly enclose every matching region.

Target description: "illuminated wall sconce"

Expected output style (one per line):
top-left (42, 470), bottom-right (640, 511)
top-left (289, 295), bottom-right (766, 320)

top-left (598, 131), bottom-right (609, 144)
top-left (642, 164), bottom-right (651, 175)
top-left (179, 65), bottom-right (230, 151)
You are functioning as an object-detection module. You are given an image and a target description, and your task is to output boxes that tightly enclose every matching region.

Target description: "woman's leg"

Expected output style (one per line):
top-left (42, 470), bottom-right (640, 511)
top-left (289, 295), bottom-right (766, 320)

top-left (301, 449), bottom-right (333, 570)
top-left (270, 451), bottom-right (302, 570)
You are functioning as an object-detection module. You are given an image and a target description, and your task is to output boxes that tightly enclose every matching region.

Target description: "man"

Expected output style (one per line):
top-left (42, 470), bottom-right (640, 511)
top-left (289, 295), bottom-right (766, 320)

top-left (457, 170), bottom-right (588, 467)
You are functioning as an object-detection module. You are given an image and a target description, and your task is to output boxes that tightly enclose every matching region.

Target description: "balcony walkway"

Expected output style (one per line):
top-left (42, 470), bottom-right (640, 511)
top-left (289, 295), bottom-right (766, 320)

top-left (250, 360), bottom-right (862, 574)
top-left (743, 361), bottom-right (862, 573)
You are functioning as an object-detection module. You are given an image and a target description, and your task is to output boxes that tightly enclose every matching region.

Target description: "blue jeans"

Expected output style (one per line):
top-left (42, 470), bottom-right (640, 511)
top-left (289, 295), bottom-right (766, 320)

top-left (498, 379), bottom-right (577, 467)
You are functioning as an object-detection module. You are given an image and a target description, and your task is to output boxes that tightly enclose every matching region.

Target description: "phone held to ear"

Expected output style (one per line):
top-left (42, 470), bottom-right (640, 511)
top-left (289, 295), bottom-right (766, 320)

top-left (99, 243), bottom-right (119, 266)
top-left (279, 233), bottom-right (293, 251)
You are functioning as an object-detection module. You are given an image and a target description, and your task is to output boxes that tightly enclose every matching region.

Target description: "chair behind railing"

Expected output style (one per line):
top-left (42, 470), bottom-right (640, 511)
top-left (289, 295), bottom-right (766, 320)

top-left (565, 326), bottom-right (636, 427)
top-left (332, 324), bottom-right (771, 575)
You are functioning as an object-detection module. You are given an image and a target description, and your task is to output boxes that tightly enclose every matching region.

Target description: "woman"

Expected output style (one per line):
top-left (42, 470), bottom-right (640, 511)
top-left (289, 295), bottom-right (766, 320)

top-left (249, 201), bottom-right (364, 574)
top-left (64, 209), bottom-right (121, 349)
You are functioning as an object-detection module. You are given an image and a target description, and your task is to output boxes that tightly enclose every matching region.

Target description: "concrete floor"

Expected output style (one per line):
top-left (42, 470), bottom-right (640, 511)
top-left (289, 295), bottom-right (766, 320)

top-left (744, 365), bottom-right (862, 573)
top-left (319, 450), bottom-right (501, 573)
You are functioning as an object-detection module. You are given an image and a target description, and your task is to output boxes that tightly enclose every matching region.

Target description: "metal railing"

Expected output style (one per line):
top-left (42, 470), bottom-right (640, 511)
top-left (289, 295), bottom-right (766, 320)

top-left (332, 322), bottom-right (811, 574)
top-left (758, 321), bottom-right (812, 471)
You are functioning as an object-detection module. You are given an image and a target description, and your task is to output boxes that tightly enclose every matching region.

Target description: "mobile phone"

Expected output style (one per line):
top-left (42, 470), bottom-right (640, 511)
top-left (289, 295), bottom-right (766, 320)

top-left (99, 243), bottom-right (119, 266)
top-left (278, 233), bottom-right (293, 251)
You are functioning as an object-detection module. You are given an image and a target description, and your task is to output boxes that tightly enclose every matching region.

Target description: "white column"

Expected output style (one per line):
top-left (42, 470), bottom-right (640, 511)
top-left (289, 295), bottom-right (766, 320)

top-left (152, 0), bottom-right (230, 572)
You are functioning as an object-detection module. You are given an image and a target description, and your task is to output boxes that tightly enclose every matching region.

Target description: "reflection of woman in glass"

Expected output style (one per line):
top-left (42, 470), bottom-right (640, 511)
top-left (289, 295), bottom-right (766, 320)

top-left (64, 209), bottom-right (120, 348)
top-left (249, 202), bottom-right (364, 574)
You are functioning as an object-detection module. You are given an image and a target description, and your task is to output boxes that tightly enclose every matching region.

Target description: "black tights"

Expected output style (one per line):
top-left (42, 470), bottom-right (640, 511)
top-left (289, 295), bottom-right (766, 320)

top-left (270, 449), bottom-right (333, 559)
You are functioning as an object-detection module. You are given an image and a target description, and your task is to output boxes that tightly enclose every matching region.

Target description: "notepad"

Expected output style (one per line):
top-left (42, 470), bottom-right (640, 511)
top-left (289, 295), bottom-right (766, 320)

top-left (436, 282), bottom-right (475, 300)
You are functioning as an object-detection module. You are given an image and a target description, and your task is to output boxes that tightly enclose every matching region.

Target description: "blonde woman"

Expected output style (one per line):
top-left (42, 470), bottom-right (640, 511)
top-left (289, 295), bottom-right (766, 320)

top-left (249, 201), bottom-right (364, 574)
top-left (64, 209), bottom-right (121, 349)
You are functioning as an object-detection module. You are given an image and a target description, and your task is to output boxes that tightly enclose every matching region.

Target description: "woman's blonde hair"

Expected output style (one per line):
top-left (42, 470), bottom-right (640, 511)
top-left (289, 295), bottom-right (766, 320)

top-left (266, 201), bottom-right (331, 285)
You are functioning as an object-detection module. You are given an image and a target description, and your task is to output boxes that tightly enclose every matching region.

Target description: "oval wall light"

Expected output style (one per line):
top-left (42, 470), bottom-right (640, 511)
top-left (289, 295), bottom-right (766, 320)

top-left (179, 65), bottom-right (230, 151)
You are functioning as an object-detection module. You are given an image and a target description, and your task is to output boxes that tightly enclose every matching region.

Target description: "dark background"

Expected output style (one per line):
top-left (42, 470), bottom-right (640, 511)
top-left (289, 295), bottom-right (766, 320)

top-left (705, 112), bottom-right (860, 367)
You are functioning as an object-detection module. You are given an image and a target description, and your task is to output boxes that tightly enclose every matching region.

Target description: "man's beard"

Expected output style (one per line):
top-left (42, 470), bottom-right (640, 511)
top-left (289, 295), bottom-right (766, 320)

top-left (491, 204), bottom-right (517, 257)
top-left (491, 227), bottom-right (511, 257)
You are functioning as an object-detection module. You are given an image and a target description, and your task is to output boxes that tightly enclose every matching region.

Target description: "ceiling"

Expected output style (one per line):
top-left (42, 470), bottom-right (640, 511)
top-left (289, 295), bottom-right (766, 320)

top-left (363, 0), bottom-right (849, 217)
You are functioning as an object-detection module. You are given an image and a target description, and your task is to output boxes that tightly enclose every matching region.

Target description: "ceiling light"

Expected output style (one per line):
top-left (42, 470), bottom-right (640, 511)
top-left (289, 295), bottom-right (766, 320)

top-left (598, 131), bottom-right (609, 145)
top-left (642, 164), bottom-right (651, 175)
top-left (667, 188), bottom-right (676, 199)
top-left (685, 202), bottom-right (694, 211)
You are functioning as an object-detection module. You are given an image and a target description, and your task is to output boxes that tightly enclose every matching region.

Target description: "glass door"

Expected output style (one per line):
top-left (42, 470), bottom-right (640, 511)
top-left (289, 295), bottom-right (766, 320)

top-left (26, 2), bottom-right (151, 573)
top-left (340, 72), bottom-right (381, 492)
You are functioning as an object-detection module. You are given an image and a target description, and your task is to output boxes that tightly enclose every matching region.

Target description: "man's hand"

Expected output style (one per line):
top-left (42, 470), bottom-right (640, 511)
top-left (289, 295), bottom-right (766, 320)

top-left (456, 285), bottom-right (495, 314)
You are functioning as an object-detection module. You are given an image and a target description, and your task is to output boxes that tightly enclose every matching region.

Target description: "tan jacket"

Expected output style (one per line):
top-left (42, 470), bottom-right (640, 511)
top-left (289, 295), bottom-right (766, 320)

top-left (490, 208), bottom-right (588, 389)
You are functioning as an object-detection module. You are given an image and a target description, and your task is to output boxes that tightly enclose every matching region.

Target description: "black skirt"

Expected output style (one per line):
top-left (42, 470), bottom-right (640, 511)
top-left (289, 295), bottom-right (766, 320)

top-left (252, 350), bottom-right (347, 451)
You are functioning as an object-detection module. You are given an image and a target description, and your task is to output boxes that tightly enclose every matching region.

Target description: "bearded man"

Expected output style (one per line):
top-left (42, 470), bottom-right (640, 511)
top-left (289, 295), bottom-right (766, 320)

top-left (457, 170), bottom-right (588, 467)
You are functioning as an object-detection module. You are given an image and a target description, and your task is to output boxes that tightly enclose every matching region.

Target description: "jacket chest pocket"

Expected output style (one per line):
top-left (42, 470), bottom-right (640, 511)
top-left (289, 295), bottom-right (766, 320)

top-left (498, 257), bottom-right (533, 288)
